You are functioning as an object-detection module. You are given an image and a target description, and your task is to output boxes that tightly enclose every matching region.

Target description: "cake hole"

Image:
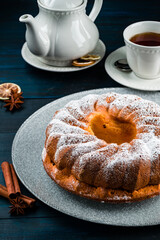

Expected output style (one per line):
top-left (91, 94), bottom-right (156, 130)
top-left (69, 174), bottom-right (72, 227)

top-left (88, 113), bottom-right (137, 145)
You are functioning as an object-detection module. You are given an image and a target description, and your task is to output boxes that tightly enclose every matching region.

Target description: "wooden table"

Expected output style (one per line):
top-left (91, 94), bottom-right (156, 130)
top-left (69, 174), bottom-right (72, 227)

top-left (0, 0), bottom-right (160, 239)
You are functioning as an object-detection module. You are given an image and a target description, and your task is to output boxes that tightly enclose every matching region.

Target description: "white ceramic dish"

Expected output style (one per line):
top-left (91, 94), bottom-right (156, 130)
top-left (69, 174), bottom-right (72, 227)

top-left (12, 88), bottom-right (160, 227)
top-left (105, 46), bottom-right (160, 91)
top-left (21, 40), bottom-right (106, 72)
top-left (19, 0), bottom-right (103, 66)
top-left (123, 21), bottom-right (160, 79)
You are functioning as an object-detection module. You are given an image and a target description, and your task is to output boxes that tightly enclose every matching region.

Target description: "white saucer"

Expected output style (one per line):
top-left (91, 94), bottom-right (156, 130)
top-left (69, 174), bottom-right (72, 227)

top-left (21, 40), bottom-right (106, 72)
top-left (105, 46), bottom-right (160, 91)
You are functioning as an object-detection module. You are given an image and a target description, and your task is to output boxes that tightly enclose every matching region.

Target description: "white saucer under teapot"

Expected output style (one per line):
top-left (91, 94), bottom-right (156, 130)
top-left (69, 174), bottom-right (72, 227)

top-left (19, 0), bottom-right (103, 67)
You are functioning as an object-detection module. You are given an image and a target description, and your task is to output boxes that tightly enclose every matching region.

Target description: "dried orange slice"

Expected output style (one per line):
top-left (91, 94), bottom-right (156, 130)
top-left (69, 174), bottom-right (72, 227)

top-left (72, 59), bottom-right (95, 67)
top-left (80, 54), bottom-right (101, 61)
top-left (0, 83), bottom-right (21, 100)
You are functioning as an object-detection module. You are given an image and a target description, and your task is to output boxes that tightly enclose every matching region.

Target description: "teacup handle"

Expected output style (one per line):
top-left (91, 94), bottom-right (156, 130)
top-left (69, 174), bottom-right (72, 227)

top-left (87, 0), bottom-right (103, 22)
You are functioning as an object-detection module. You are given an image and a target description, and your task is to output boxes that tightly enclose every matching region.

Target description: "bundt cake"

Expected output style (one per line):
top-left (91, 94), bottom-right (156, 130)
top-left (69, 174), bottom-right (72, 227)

top-left (42, 92), bottom-right (160, 203)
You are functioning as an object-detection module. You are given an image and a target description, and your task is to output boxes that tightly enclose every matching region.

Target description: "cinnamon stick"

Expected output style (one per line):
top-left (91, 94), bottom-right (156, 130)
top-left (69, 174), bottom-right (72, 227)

top-left (20, 194), bottom-right (36, 207)
top-left (0, 184), bottom-right (9, 198)
top-left (0, 184), bottom-right (35, 207)
top-left (1, 162), bottom-right (21, 198)
top-left (10, 164), bottom-right (21, 195)
top-left (1, 161), bottom-right (36, 207)
top-left (1, 162), bottom-right (16, 199)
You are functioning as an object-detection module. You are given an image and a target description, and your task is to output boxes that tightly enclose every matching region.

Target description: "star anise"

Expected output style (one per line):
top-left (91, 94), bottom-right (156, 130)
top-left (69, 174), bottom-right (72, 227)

top-left (9, 197), bottom-right (27, 215)
top-left (4, 90), bottom-right (24, 111)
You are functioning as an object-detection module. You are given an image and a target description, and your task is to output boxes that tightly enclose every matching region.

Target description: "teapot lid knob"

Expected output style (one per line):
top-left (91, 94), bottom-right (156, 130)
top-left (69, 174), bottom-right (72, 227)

top-left (39, 0), bottom-right (83, 10)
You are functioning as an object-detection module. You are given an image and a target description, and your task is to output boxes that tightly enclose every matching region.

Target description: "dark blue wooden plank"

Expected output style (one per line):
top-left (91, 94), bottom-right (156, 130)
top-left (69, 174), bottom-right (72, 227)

top-left (0, 66), bottom-right (119, 99)
top-left (0, 0), bottom-right (160, 98)
top-left (0, 0), bottom-right (160, 239)
top-left (0, 99), bottom-right (60, 220)
top-left (0, 217), bottom-right (160, 240)
top-left (0, 133), bottom-right (15, 161)
top-left (1, 99), bottom-right (54, 133)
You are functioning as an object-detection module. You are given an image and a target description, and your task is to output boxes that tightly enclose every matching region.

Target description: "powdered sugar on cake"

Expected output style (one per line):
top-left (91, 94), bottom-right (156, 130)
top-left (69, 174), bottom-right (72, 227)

top-left (44, 92), bottom-right (160, 190)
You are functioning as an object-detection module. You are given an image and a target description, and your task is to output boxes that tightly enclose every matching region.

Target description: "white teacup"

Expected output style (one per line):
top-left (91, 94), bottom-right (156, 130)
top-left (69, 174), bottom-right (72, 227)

top-left (123, 21), bottom-right (160, 79)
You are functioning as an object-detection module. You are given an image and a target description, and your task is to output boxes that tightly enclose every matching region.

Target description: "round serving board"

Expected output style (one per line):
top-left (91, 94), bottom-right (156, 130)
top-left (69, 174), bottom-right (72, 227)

top-left (12, 88), bottom-right (160, 226)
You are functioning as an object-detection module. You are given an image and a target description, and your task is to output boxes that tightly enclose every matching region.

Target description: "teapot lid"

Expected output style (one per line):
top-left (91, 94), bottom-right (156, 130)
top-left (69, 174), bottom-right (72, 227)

top-left (40, 0), bottom-right (83, 10)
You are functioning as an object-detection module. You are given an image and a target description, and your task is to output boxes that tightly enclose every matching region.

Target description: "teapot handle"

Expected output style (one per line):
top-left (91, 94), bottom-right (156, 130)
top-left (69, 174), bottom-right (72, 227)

top-left (87, 0), bottom-right (103, 22)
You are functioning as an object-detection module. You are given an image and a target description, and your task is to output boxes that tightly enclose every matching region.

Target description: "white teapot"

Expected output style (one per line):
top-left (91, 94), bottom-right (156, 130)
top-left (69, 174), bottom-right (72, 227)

top-left (20, 0), bottom-right (103, 66)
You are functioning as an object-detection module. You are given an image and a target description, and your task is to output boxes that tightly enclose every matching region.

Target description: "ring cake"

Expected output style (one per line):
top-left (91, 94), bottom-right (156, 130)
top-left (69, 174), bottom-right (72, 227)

top-left (42, 92), bottom-right (160, 203)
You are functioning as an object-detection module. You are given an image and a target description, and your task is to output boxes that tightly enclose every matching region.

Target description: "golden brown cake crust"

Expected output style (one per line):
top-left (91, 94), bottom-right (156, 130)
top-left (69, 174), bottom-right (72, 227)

top-left (43, 152), bottom-right (160, 203)
top-left (42, 92), bottom-right (160, 203)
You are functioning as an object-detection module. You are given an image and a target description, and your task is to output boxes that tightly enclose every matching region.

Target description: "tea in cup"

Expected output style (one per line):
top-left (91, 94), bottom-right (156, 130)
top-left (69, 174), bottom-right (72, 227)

top-left (123, 21), bottom-right (160, 79)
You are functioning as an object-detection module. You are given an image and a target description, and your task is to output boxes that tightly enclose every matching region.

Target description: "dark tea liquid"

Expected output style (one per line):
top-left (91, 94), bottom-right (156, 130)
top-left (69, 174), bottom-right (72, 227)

top-left (130, 32), bottom-right (160, 46)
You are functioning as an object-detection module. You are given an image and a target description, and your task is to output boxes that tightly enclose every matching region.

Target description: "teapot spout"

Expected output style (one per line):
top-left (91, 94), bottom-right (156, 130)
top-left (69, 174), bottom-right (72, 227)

top-left (19, 14), bottom-right (50, 57)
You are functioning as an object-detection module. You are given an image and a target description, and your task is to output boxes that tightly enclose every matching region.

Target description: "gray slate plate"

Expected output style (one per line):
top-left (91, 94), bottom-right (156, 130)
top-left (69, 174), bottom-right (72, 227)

top-left (12, 88), bottom-right (160, 226)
